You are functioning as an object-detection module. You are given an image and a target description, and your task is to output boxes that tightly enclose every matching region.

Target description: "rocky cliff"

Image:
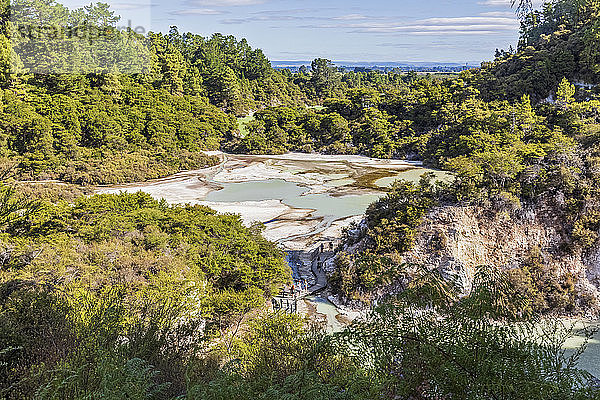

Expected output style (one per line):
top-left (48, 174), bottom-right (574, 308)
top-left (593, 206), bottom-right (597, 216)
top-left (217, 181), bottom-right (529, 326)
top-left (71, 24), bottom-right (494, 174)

top-left (333, 201), bottom-right (600, 315)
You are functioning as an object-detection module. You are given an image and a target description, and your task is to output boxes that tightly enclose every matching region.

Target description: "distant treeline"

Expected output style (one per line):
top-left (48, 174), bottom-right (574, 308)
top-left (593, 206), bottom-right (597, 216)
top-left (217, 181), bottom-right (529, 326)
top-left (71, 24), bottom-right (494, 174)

top-left (1, 0), bottom-right (598, 185)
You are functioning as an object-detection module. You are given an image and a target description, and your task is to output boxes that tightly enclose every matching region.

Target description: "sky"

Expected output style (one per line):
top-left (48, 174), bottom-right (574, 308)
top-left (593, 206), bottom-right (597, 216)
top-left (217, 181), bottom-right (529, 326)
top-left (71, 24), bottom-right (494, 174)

top-left (59, 0), bottom-right (546, 64)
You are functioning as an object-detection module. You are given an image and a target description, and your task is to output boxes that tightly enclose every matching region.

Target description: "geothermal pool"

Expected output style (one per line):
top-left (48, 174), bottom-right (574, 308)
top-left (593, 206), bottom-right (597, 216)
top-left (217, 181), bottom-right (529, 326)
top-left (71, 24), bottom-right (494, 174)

top-left (205, 179), bottom-right (381, 220)
top-left (96, 152), bottom-right (600, 377)
top-left (97, 152), bottom-right (447, 249)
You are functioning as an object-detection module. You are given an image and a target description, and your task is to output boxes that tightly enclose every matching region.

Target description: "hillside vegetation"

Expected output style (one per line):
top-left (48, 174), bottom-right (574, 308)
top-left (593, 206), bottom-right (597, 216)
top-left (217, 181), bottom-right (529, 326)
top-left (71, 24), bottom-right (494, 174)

top-left (1, 0), bottom-right (600, 398)
top-left (0, 188), bottom-right (289, 397)
top-left (0, 0), bottom-right (307, 184)
top-left (326, 0), bottom-right (600, 317)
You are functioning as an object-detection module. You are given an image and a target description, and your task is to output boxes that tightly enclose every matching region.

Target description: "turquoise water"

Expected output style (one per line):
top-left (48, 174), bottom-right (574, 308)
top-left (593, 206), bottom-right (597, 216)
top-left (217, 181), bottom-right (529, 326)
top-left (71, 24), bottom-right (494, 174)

top-left (288, 193), bottom-right (380, 219)
top-left (375, 168), bottom-right (452, 188)
top-left (205, 179), bottom-right (376, 331)
top-left (206, 180), bottom-right (307, 202)
top-left (206, 179), bottom-right (382, 219)
top-left (562, 320), bottom-right (600, 377)
top-left (305, 296), bottom-right (347, 333)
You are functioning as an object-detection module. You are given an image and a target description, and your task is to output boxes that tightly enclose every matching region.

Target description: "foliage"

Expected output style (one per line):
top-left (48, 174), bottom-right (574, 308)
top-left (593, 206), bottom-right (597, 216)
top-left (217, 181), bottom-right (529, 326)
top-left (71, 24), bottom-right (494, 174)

top-left (1, 1), bottom-right (600, 399)
top-left (191, 268), bottom-right (600, 400)
top-left (0, 0), bottom-right (311, 183)
top-left (330, 174), bottom-right (443, 301)
top-left (505, 246), bottom-right (581, 315)
top-left (478, 0), bottom-right (600, 101)
top-left (0, 190), bottom-right (290, 398)
top-left (363, 175), bottom-right (439, 254)
top-left (342, 265), bottom-right (600, 399)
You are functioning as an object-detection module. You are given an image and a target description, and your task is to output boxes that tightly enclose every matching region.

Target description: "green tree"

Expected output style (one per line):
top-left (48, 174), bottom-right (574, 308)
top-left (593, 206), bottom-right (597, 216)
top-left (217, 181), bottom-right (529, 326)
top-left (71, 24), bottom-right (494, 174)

top-left (310, 58), bottom-right (341, 98)
top-left (556, 77), bottom-right (576, 105)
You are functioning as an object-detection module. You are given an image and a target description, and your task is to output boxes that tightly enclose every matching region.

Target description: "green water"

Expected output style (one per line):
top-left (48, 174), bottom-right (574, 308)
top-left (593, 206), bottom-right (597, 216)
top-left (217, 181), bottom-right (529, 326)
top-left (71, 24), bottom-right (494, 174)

top-left (562, 320), bottom-right (600, 377)
top-left (206, 179), bottom-right (382, 218)
top-left (289, 193), bottom-right (380, 219)
top-left (206, 180), bottom-right (307, 202)
top-left (305, 296), bottom-right (346, 333)
top-left (375, 168), bottom-right (452, 188)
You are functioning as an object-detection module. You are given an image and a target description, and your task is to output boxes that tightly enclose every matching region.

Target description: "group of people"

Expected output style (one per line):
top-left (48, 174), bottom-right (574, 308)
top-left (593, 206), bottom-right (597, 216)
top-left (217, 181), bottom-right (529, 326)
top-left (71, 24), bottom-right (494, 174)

top-left (283, 279), bottom-right (308, 298)
top-left (318, 242), bottom-right (335, 253)
top-left (272, 281), bottom-right (307, 313)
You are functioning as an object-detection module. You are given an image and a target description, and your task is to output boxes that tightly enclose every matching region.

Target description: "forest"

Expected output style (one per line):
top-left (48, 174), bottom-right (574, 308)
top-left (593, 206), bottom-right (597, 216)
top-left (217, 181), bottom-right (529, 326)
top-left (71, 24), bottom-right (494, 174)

top-left (2, 0), bottom-right (600, 398)
top-left (0, 0), bottom-right (307, 184)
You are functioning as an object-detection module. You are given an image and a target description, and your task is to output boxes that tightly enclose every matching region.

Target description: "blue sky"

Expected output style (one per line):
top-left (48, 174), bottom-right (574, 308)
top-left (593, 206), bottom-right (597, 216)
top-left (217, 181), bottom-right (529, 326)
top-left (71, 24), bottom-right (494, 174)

top-left (63, 0), bottom-right (545, 63)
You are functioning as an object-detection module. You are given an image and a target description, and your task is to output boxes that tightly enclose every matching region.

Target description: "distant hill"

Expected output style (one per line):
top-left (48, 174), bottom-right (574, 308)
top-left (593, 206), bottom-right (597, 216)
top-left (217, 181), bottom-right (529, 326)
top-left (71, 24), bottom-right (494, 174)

top-left (271, 60), bottom-right (476, 73)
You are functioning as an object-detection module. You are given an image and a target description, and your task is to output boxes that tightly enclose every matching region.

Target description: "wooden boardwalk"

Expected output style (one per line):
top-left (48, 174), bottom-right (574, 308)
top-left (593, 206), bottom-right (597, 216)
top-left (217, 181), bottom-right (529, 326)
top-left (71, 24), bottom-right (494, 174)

top-left (271, 291), bottom-right (299, 313)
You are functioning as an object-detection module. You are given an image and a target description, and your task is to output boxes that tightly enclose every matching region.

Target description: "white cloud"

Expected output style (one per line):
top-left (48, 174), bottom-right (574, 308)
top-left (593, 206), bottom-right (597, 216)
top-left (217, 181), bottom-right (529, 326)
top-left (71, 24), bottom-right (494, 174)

top-left (333, 14), bottom-right (369, 21)
top-left (171, 8), bottom-right (224, 15)
top-left (479, 11), bottom-right (516, 17)
top-left (302, 15), bottom-right (519, 36)
top-left (111, 2), bottom-right (153, 10)
top-left (418, 16), bottom-right (516, 25)
top-left (188, 0), bottom-right (266, 6)
top-left (173, 0), bottom-right (265, 16)
top-left (222, 14), bottom-right (307, 24)
top-left (478, 0), bottom-right (544, 7)
top-left (478, 0), bottom-right (513, 5)
top-left (219, 8), bottom-right (338, 24)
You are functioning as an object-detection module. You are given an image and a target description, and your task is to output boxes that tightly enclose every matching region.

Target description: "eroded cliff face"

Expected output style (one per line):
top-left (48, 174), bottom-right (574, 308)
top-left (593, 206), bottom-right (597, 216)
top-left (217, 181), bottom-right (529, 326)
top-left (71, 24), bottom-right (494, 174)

top-left (406, 206), bottom-right (577, 286)
top-left (336, 202), bottom-right (600, 313)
